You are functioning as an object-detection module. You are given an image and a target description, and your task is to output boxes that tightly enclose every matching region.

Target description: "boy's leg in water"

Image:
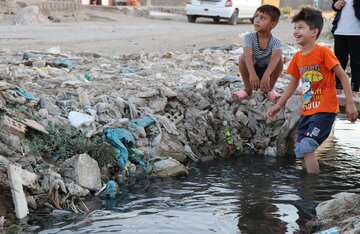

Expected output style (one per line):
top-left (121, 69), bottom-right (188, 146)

top-left (303, 152), bottom-right (320, 174)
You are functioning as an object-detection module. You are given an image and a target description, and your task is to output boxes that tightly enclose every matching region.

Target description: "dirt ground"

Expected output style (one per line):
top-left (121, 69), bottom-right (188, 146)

top-left (0, 7), bottom-right (334, 56)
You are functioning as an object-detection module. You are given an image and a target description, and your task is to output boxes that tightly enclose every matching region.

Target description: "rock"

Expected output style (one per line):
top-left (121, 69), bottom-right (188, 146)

top-left (26, 196), bottom-right (37, 210)
top-left (23, 119), bottom-right (49, 135)
top-left (264, 146), bottom-right (277, 157)
top-left (153, 157), bottom-right (188, 177)
top-left (0, 116), bottom-right (26, 138)
top-left (65, 182), bottom-right (90, 197)
top-left (59, 153), bottom-right (101, 191)
top-left (316, 192), bottom-right (358, 219)
top-left (157, 132), bottom-right (187, 163)
top-left (0, 65), bottom-right (10, 80)
top-left (308, 192), bottom-right (360, 233)
top-left (40, 97), bottom-right (62, 116)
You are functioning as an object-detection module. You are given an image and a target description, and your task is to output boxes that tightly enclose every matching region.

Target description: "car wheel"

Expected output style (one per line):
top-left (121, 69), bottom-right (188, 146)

top-left (228, 9), bottom-right (238, 25)
top-left (213, 17), bottom-right (220, 23)
top-left (187, 15), bottom-right (197, 23)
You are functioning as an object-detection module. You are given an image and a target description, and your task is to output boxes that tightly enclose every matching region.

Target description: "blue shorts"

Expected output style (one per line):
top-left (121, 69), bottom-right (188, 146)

top-left (254, 64), bottom-right (268, 79)
top-left (294, 112), bottom-right (336, 159)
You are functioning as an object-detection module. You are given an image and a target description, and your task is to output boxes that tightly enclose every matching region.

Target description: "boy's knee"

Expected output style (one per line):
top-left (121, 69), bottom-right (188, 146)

top-left (294, 137), bottom-right (319, 159)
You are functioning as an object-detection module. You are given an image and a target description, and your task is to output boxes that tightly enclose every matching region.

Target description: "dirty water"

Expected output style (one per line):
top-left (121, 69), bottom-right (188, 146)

top-left (23, 118), bottom-right (360, 234)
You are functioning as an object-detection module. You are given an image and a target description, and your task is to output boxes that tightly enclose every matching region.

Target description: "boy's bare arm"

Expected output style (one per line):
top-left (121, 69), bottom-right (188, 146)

top-left (267, 76), bottom-right (299, 119)
top-left (261, 49), bottom-right (282, 92)
top-left (243, 48), bottom-right (257, 76)
top-left (243, 47), bottom-right (260, 90)
top-left (333, 65), bottom-right (358, 122)
top-left (263, 50), bottom-right (282, 77)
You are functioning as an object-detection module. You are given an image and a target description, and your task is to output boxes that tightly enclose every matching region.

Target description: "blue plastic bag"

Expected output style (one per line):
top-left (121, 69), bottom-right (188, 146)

top-left (103, 128), bottom-right (136, 169)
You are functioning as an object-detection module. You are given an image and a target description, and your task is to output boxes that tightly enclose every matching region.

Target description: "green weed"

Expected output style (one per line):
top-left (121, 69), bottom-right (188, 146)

top-left (27, 125), bottom-right (116, 167)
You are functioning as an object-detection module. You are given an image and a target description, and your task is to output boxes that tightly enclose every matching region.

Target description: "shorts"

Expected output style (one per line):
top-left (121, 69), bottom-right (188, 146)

top-left (294, 112), bottom-right (336, 159)
top-left (254, 64), bottom-right (268, 79)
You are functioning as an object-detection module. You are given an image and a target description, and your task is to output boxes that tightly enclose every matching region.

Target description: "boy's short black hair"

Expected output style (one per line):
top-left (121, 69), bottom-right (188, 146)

top-left (256, 4), bottom-right (281, 22)
top-left (292, 7), bottom-right (324, 39)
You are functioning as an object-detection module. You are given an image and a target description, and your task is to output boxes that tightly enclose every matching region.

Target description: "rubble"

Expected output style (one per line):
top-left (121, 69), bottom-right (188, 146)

top-left (305, 193), bottom-right (360, 234)
top-left (0, 46), bottom-right (301, 225)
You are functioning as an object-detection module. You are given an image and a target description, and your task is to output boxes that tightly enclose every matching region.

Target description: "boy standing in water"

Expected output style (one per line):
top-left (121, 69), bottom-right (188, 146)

top-left (267, 8), bottom-right (358, 174)
top-left (232, 5), bottom-right (283, 102)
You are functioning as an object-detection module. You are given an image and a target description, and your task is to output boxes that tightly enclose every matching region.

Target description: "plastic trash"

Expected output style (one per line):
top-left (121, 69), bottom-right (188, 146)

top-left (52, 154), bottom-right (61, 162)
top-left (105, 180), bottom-right (118, 198)
top-left (16, 88), bottom-right (35, 100)
top-left (225, 76), bottom-right (241, 83)
top-left (199, 45), bottom-right (234, 52)
top-left (51, 209), bottom-right (73, 217)
top-left (128, 149), bottom-right (153, 175)
top-left (55, 59), bottom-right (74, 71)
top-left (317, 227), bottom-right (341, 234)
top-left (22, 52), bottom-right (35, 60)
top-left (68, 111), bottom-right (94, 128)
top-left (84, 73), bottom-right (93, 81)
top-left (96, 180), bottom-right (119, 198)
top-left (118, 67), bottom-right (135, 74)
top-left (129, 148), bottom-right (145, 166)
top-left (129, 116), bottom-right (155, 130)
top-left (177, 74), bottom-right (201, 88)
top-left (103, 128), bottom-right (136, 169)
top-left (47, 46), bottom-right (61, 54)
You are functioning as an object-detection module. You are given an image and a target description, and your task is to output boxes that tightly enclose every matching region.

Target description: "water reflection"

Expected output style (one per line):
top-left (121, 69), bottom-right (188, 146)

top-left (27, 119), bottom-right (359, 234)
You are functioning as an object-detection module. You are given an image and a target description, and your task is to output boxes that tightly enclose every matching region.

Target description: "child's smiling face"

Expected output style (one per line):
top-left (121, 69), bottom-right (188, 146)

top-left (293, 20), bottom-right (317, 46)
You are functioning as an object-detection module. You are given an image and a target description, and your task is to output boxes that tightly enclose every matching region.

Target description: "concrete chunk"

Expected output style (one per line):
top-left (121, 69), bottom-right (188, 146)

top-left (8, 164), bottom-right (39, 219)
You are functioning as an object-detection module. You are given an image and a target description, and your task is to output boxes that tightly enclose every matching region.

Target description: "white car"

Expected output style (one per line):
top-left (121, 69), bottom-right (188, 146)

top-left (185, 0), bottom-right (261, 25)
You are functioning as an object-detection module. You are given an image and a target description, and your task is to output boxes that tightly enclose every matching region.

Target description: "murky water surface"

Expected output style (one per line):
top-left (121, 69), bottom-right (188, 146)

top-left (27, 118), bottom-right (360, 233)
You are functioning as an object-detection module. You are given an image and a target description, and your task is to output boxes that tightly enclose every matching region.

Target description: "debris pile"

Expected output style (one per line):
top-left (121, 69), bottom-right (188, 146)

top-left (0, 46), bottom-right (301, 224)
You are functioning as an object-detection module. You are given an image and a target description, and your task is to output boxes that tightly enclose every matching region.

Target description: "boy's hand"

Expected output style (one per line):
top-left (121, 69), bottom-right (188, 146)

top-left (346, 103), bottom-right (358, 122)
top-left (260, 74), bottom-right (271, 93)
top-left (334, 0), bottom-right (346, 10)
top-left (250, 74), bottom-right (260, 90)
top-left (267, 104), bottom-right (281, 120)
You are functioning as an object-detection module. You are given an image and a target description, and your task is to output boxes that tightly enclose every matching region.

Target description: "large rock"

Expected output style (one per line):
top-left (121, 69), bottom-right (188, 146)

top-left (306, 192), bottom-right (360, 233)
top-left (59, 153), bottom-right (101, 191)
top-left (157, 132), bottom-right (187, 163)
top-left (153, 157), bottom-right (188, 177)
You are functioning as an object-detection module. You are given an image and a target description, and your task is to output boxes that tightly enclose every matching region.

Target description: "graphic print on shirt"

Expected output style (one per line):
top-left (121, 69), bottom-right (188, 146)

top-left (299, 65), bottom-right (324, 111)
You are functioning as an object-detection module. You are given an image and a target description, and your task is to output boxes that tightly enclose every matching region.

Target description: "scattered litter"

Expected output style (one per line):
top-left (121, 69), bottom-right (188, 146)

top-left (317, 227), bottom-right (341, 234)
top-left (68, 111), bottom-right (94, 128)
top-left (103, 128), bottom-right (136, 169)
top-left (55, 59), bottom-right (74, 71)
top-left (15, 88), bottom-right (35, 101)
